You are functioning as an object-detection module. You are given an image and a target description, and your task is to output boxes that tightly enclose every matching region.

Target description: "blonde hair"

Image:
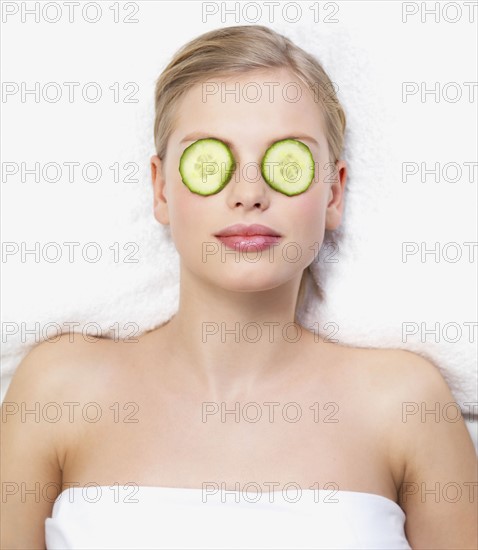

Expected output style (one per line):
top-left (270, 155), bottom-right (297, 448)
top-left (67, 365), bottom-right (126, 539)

top-left (153, 25), bottom-right (346, 322)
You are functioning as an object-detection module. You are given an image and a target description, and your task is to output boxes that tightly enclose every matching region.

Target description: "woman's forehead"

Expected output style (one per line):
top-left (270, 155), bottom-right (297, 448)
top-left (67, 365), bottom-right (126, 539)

top-left (185, 68), bottom-right (312, 102)
top-left (173, 78), bottom-right (326, 137)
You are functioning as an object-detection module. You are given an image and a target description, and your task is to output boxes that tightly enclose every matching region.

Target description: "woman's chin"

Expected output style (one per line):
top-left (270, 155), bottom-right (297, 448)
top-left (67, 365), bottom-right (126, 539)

top-left (206, 273), bottom-right (294, 293)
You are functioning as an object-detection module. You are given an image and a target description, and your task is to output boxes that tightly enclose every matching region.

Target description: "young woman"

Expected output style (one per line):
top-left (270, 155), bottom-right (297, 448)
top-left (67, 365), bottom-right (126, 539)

top-left (2, 25), bottom-right (476, 550)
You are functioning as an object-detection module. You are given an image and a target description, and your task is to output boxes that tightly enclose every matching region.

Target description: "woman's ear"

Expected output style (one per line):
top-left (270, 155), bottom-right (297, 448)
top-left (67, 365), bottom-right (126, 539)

top-left (325, 159), bottom-right (347, 231)
top-left (150, 155), bottom-right (170, 225)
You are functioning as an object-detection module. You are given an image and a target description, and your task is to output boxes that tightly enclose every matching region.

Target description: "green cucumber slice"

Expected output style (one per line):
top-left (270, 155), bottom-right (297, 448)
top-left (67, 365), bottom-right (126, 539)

top-left (179, 138), bottom-right (235, 196)
top-left (261, 139), bottom-right (315, 196)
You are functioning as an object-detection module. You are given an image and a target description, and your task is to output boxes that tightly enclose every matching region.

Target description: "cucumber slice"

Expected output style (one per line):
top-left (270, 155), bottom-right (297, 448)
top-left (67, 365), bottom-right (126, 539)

top-left (261, 139), bottom-right (315, 196)
top-left (179, 138), bottom-right (235, 196)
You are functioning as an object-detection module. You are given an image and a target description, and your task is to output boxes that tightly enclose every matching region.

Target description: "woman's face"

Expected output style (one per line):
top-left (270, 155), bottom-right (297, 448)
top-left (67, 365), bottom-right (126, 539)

top-left (151, 67), bottom-right (346, 292)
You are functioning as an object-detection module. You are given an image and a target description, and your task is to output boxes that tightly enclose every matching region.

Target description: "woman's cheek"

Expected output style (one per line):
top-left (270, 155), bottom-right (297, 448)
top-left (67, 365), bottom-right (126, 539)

top-left (170, 191), bottom-right (214, 261)
top-left (292, 191), bottom-right (326, 263)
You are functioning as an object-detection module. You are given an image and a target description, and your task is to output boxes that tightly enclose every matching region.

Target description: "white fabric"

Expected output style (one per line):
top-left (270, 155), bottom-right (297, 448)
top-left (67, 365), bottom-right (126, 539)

top-left (45, 486), bottom-right (411, 550)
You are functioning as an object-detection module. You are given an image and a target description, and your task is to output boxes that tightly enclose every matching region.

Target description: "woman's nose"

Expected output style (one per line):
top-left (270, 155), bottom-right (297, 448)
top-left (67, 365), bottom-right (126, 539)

top-left (225, 158), bottom-right (271, 210)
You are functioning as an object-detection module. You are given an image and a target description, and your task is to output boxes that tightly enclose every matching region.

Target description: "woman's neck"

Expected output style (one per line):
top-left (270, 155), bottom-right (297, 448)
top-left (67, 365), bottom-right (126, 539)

top-left (159, 266), bottom-right (309, 401)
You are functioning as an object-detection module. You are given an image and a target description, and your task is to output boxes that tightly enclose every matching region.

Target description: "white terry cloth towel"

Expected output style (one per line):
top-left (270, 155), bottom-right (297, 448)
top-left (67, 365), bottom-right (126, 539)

top-left (2, 3), bottom-right (477, 450)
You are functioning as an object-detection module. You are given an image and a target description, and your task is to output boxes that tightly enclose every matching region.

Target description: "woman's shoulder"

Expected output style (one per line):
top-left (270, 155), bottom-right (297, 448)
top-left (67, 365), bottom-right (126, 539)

top-left (7, 332), bottom-right (133, 406)
top-left (315, 340), bottom-right (460, 443)
top-left (324, 341), bottom-right (450, 400)
top-left (3, 333), bottom-right (140, 461)
top-left (366, 346), bottom-right (454, 407)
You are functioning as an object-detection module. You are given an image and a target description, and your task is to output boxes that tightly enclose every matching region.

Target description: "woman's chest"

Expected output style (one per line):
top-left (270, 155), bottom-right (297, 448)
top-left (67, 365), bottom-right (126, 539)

top-left (61, 381), bottom-right (400, 503)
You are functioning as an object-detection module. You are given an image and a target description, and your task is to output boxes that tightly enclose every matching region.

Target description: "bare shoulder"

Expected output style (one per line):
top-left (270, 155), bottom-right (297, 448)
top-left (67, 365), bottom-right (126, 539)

top-left (328, 342), bottom-right (455, 401)
top-left (5, 334), bottom-right (121, 403)
top-left (2, 332), bottom-right (135, 479)
top-left (342, 347), bottom-right (478, 548)
top-left (374, 347), bottom-right (453, 394)
top-left (0, 334), bottom-right (128, 549)
top-left (362, 346), bottom-right (464, 421)
top-left (332, 344), bottom-right (477, 544)
top-left (329, 343), bottom-right (466, 437)
top-left (1, 333), bottom-right (139, 462)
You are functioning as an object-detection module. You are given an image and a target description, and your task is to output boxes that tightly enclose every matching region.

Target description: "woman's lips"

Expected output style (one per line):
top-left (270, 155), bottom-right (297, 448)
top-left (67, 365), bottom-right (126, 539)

top-left (216, 235), bottom-right (282, 252)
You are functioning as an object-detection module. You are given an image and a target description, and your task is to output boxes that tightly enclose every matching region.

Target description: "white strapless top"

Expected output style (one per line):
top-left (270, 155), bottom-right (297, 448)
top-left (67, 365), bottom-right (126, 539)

top-left (45, 485), bottom-right (412, 549)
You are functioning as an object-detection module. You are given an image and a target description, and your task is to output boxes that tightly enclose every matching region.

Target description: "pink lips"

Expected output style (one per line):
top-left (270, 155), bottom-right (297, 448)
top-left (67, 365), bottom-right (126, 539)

top-left (214, 224), bottom-right (282, 252)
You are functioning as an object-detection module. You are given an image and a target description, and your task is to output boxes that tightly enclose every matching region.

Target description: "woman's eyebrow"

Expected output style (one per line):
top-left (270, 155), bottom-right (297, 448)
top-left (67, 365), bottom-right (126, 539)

top-left (180, 133), bottom-right (234, 146)
top-left (287, 135), bottom-right (319, 147)
top-left (179, 133), bottom-right (319, 147)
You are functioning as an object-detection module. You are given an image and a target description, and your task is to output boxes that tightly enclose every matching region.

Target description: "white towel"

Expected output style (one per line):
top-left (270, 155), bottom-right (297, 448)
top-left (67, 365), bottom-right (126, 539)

top-left (2, 3), bottom-right (476, 449)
